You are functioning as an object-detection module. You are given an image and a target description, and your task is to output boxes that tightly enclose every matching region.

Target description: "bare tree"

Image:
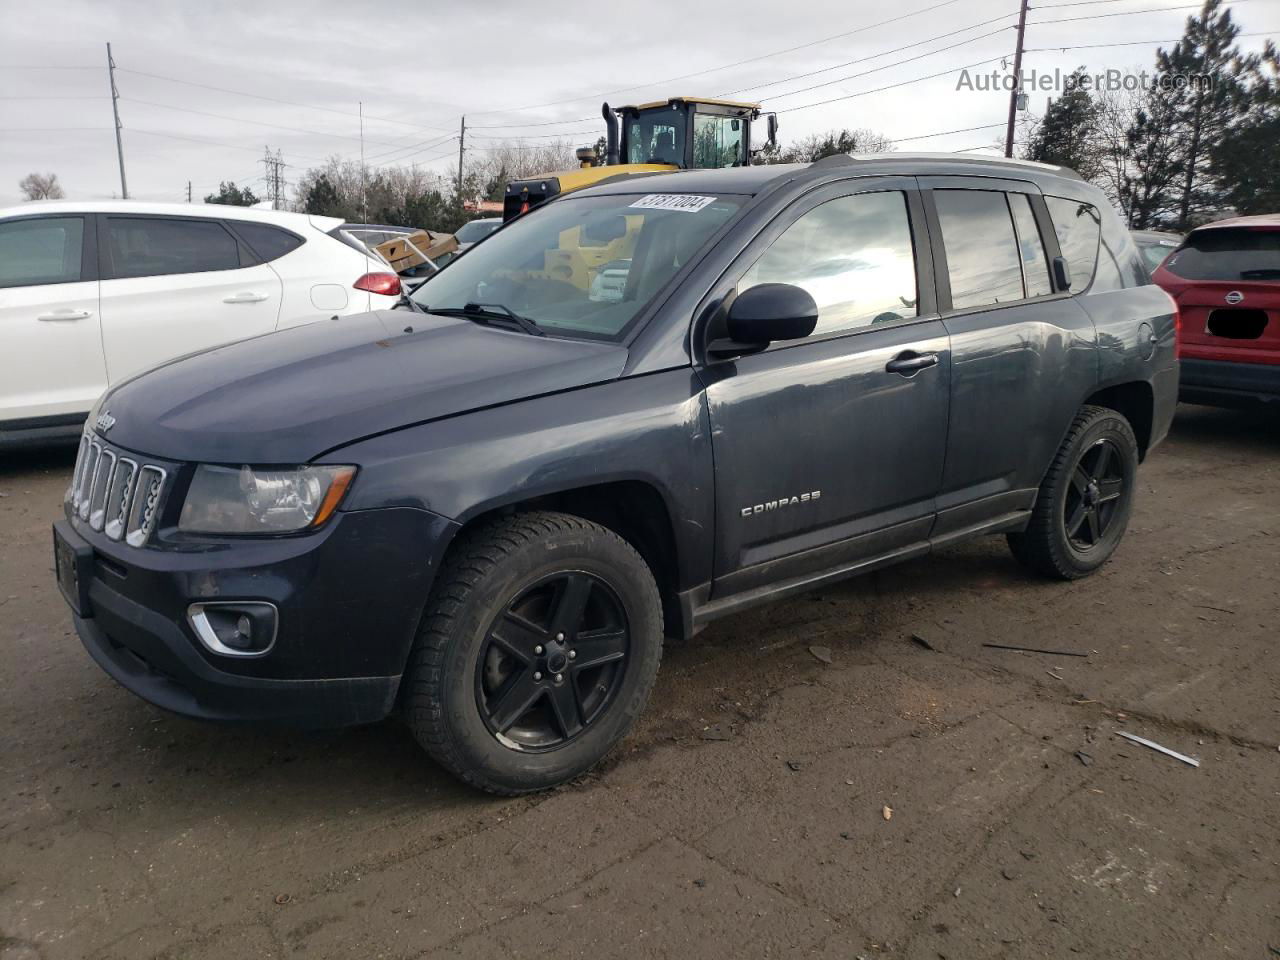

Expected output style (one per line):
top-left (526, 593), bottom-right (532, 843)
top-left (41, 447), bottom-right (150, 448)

top-left (19, 172), bottom-right (65, 200)
top-left (1092, 87), bottom-right (1144, 219)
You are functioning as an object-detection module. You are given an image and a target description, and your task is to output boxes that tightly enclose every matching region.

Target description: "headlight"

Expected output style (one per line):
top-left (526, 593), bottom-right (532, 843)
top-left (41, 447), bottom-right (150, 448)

top-left (178, 464), bottom-right (356, 535)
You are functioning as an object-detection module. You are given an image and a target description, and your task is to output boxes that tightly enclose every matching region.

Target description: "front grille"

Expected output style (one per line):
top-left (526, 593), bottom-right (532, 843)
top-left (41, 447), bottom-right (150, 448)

top-left (69, 434), bottom-right (168, 547)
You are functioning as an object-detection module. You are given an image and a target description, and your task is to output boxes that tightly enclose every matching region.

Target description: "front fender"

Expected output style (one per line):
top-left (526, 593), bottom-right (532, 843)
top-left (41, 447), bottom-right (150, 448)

top-left (328, 370), bottom-right (715, 592)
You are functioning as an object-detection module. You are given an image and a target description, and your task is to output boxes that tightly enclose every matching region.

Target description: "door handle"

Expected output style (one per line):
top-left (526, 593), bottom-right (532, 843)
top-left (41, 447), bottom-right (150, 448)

top-left (885, 351), bottom-right (939, 376)
top-left (222, 292), bottom-right (269, 304)
top-left (37, 309), bottom-right (92, 321)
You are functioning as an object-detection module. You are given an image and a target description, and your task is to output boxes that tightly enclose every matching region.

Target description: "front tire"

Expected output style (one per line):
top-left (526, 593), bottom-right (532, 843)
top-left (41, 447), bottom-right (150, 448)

top-left (1008, 405), bottom-right (1139, 580)
top-left (403, 511), bottom-right (663, 795)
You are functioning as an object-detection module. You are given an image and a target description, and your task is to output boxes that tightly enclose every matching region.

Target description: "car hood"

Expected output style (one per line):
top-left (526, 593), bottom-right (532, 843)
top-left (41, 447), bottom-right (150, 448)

top-left (99, 310), bottom-right (629, 463)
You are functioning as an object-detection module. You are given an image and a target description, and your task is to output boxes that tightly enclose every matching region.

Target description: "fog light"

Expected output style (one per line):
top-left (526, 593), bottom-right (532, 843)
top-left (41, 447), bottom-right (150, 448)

top-left (188, 601), bottom-right (278, 658)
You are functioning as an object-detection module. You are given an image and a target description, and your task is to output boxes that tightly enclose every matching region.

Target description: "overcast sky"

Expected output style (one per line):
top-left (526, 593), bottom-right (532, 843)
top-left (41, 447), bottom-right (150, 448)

top-left (0, 0), bottom-right (1274, 207)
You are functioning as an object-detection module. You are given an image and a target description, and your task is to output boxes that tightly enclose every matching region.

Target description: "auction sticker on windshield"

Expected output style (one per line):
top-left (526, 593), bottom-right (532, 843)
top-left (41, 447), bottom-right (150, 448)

top-left (629, 194), bottom-right (718, 213)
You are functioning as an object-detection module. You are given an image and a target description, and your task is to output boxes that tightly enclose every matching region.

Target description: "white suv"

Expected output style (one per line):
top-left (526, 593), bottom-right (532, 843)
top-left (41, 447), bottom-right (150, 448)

top-left (0, 201), bottom-right (403, 448)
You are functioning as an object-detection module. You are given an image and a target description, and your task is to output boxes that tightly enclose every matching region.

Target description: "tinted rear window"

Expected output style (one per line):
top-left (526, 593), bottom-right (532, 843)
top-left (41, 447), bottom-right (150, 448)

top-left (1163, 228), bottom-right (1280, 282)
top-left (1045, 196), bottom-right (1102, 292)
top-left (233, 222), bottom-right (304, 262)
top-left (107, 217), bottom-right (241, 279)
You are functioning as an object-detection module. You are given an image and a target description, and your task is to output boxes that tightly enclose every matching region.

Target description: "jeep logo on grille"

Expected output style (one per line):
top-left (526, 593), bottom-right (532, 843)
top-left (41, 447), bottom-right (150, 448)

top-left (95, 411), bottom-right (116, 432)
top-left (1225, 290), bottom-right (1244, 304)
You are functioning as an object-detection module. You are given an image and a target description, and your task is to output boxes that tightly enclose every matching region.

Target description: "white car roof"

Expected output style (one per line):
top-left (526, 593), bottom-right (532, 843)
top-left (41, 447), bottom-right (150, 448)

top-left (0, 199), bottom-right (343, 234)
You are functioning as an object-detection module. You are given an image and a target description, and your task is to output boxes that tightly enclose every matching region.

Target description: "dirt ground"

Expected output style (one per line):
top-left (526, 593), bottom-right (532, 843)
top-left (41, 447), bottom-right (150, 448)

top-left (1, 403), bottom-right (1277, 960)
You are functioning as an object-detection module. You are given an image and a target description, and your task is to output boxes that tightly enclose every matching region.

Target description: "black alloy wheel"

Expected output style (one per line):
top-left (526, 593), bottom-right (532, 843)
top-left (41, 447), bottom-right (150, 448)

top-left (476, 572), bottom-right (630, 751)
top-left (1063, 438), bottom-right (1127, 550)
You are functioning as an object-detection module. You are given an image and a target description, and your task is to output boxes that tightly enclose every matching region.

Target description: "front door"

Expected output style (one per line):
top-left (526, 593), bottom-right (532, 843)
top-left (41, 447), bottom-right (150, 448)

top-left (97, 214), bottom-right (282, 385)
top-left (0, 213), bottom-right (106, 422)
top-left (697, 179), bottom-right (951, 597)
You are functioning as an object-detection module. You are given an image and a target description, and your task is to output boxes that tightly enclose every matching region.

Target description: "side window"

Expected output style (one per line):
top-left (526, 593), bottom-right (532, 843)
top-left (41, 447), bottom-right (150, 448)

top-left (1100, 209), bottom-right (1148, 288)
top-left (739, 191), bottom-right (918, 338)
top-left (933, 189), bottom-right (1024, 308)
top-left (1008, 194), bottom-right (1053, 297)
top-left (0, 217), bottom-right (84, 288)
top-left (107, 217), bottom-right (241, 279)
top-left (1045, 196), bottom-right (1102, 292)
top-left (1091, 242), bottom-right (1125, 293)
top-left (233, 222), bottom-right (305, 262)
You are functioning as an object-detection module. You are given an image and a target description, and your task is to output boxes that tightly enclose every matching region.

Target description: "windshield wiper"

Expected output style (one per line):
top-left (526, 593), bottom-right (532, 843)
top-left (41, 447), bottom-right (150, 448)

top-left (427, 302), bottom-right (545, 336)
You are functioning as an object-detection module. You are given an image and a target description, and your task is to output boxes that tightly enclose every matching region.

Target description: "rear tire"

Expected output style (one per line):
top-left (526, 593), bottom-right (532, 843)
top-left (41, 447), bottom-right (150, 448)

top-left (1008, 405), bottom-right (1139, 580)
top-left (403, 511), bottom-right (663, 795)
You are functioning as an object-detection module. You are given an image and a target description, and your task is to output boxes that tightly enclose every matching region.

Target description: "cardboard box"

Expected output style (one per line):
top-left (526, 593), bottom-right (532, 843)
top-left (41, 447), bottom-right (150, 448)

top-left (374, 230), bottom-right (459, 273)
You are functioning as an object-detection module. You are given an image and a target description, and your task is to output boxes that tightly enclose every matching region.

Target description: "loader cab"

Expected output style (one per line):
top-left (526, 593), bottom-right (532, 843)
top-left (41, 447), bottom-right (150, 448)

top-left (616, 98), bottom-right (767, 170)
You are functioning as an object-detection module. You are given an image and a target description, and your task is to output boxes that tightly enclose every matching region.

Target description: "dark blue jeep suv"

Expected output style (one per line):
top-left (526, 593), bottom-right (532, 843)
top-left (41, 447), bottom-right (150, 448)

top-left (55, 154), bottom-right (1178, 793)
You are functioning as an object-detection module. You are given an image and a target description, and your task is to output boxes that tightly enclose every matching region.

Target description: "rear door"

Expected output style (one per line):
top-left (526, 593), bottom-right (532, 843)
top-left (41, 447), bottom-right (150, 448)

top-left (97, 214), bottom-right (282, 384)
top-left (1161, 227), bottom-right (1280, 366)
top-left (698, 177), bottom-right (951, 596)
top-left (921, 178), bottom-right (1098, 535)
top-left (0, 213), bottom-right (105, 422)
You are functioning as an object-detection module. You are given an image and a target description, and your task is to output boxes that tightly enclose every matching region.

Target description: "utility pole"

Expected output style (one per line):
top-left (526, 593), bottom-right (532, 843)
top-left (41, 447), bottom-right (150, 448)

top-left (359, 101), bottom-right (367, 224)
top-left (186, 181), bottom-right (192, 203)
top-left (457, 115), bottom-right (466, 201)
top-left (106, 43), bottom-right (128, 199)
top-left (1004, 0), bottom-right (1030, 158)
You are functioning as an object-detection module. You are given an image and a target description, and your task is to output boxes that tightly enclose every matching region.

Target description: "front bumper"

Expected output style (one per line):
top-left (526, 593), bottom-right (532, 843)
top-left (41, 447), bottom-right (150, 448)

top-left (1179, 357), bottom-right (1280, 408)
top-left (57, 503), bottom-right (457, 727)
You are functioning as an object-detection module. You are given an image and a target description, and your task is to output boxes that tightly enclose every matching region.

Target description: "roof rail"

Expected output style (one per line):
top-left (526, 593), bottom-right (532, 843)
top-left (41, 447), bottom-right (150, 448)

top-left (805, 152), bottom-right (1084, 180)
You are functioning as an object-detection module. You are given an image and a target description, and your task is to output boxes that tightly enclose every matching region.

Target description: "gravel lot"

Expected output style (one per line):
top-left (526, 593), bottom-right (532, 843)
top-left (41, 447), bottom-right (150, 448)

top-left (2, 403), bottom-right (1277, 960)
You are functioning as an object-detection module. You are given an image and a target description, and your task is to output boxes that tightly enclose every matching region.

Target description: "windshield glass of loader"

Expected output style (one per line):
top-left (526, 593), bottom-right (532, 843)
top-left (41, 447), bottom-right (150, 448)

top-left (410, 193), bottom-right (742, 340)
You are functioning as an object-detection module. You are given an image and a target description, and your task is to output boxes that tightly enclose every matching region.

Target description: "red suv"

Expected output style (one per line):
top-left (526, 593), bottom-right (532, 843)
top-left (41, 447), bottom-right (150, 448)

top-left (1152, 215), bottom-right (1280, 408)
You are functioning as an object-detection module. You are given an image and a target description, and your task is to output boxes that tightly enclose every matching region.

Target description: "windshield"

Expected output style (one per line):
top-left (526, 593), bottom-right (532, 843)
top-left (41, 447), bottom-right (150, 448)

top-left (410, 193), bottom-right (743, 340)
top-left (1163, 228), bottom-right (1280, 281)
top-left (1136, 238), bottom-right (1179, 271)
top-left (455, 219), bottom-right (500, 243)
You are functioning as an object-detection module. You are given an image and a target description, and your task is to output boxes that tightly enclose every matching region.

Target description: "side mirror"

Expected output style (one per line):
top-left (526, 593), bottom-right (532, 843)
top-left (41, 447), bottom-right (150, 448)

top-left (766, 113), bottom-right (779, 150)
top-left (1052, 255), bottom-right (1072, 291)
top-left (708, 283), bottom-right (818, 358)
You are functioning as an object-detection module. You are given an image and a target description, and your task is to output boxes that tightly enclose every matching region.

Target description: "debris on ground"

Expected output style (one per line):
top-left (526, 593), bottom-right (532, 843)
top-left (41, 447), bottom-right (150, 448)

top-left (1114, 731), bottom-right (1201, 767)
top-left (1075, 751), bottom-right (1094, 766)
top-left (882, 805), bottom-right (893, 821)
top-left (274, 893), bottom-right (291, 905)
top-left (910, 632), bottom-right (937, 651)
top-left (700, 723), bottom-right (734, 742)
top-left (1001, 867), bottom-right (1018, 881)
top-left (982, 642), bottom-right (1089, 658)
top-left (808, 644), bottom-right (833, 664)
top-left (786, 760), bottom-right (804, 772)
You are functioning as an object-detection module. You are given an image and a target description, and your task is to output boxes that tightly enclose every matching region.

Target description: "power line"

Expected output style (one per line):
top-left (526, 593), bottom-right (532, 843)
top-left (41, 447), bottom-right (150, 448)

top-left (119, 96), bottom-right (412, 148)
top-left (1023, 28), bottom-right (1276, 52)
top-left (777, 54), bottom-right (1007, 114)
top-left (126, 127), bottom-right (327, 162)
top-left (894, 121), bottom-right (1007, 142)
top-left (115, 67), bottom-right (455, 133)
top-left (721, 10), bottom-right (1019, 98)
top-left (1027, 0), bottom-right (1254, 26)
top-left (749, 25), bottom-right (1015, 103)
top-left (467, 0), bottom-right (968, 120)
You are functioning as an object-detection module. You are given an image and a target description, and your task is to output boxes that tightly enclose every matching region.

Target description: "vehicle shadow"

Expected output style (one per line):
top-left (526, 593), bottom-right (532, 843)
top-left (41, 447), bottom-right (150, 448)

top-left (1169, 402), bottom-right (1280, 454)
top-left (0, 442), bottom-right (77, 479)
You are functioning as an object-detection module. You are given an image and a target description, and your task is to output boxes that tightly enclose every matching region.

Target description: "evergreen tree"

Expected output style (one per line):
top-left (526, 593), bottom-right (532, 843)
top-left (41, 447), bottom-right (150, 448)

top-left (204, 181), bottom-right (258, 206)
top-left (1156, 0), bottom-right (1256, 226)
top-left (301, 174), bottom-right (343, 217)
top-left (1210, 41), bottom-right (1280, 215)
top-left (1023, 68), bottom-right (1102, 178)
